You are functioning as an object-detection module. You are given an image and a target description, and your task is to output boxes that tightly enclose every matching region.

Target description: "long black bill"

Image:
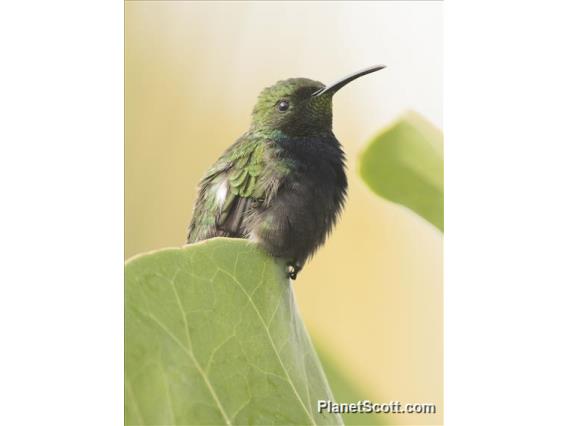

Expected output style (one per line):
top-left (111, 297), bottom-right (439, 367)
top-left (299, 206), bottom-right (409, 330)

top-left (313, 64), bottom-right (386, 97)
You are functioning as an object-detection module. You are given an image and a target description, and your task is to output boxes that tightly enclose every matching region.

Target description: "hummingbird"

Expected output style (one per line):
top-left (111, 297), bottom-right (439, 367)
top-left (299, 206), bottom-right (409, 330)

top-left (187, 65), bottom-right (385, 279)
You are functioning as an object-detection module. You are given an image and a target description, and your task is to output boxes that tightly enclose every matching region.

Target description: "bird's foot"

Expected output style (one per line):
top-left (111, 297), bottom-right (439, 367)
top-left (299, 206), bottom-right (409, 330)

top-left (287, 262), bottom-right (302, 280)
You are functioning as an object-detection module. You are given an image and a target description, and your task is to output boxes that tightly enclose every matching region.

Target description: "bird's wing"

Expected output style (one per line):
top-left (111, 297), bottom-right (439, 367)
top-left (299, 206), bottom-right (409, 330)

top-left (187, 140), bottom-right (278, 243)
top-left (216, 142), bottom-right (266, 235)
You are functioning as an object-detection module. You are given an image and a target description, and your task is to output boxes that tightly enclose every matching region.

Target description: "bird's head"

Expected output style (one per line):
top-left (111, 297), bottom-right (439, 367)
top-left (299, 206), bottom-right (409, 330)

top-left (250, 65), bottom-right (385, 137)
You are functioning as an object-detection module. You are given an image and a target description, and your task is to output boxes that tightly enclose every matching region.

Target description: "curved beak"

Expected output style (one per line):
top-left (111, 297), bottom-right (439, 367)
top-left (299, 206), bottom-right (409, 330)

top-left (313, 64), bottom-right (386, 97)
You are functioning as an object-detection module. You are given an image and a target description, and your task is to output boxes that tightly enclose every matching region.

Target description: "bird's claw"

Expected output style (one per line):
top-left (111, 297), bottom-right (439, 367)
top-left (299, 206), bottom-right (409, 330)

top-left (287, 263), bottom-right (301, 280)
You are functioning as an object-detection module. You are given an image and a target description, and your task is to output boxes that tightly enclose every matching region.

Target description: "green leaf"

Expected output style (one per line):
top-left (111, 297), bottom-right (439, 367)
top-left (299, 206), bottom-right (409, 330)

top-left (125, 238), bottom-right (343, 426)
top-left (359, 111), bottom-right (444, 231)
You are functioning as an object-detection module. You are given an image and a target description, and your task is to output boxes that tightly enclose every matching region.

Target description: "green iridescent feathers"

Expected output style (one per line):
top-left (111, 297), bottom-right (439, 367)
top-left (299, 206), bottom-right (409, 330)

top-left (187, 135), bottom-right (289, 242)
top-left (251, 78), bottom-right (331, 136)
top-left (227, 141), bottom-right (265, 198)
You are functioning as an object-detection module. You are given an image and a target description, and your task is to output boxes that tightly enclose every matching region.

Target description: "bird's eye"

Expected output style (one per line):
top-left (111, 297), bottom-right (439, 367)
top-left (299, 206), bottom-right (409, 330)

top-left (277, 100), bottom-right (289, 112)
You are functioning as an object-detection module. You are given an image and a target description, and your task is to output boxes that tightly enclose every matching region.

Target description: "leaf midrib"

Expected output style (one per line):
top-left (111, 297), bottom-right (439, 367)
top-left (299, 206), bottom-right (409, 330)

top-left (218, 268), bottom-right (317, 426)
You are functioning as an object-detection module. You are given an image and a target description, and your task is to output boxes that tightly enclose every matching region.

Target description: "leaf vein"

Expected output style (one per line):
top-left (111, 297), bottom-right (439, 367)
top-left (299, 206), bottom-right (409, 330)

top-left (219, 269), bottom-right (317, 426)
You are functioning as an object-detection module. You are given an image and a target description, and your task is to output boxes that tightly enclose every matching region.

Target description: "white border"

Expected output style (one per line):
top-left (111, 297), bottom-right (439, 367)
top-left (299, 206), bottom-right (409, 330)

top-left (446, 1), bottom-right (568, 424)
top-left (0, 0), bottom-right (123, 424)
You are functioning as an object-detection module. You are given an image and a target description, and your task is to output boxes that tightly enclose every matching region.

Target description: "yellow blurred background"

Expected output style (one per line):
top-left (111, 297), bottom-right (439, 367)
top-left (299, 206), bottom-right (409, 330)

top-left (125, 1), bottom-right (442, 425)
